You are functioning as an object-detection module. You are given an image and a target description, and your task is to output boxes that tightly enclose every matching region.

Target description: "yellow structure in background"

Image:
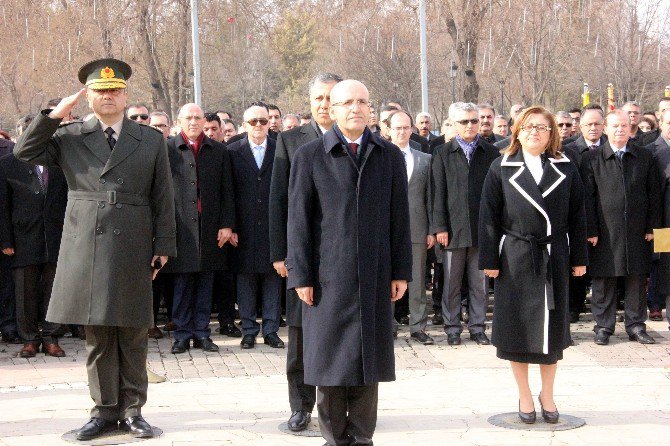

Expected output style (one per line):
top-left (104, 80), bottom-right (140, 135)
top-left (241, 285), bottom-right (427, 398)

top-left (582, 83), bottom-right (590, 107)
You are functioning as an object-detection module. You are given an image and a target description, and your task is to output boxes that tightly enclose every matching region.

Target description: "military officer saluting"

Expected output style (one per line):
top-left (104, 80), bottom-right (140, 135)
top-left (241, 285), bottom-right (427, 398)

top-left (15, 58), bottom-right (176, 440)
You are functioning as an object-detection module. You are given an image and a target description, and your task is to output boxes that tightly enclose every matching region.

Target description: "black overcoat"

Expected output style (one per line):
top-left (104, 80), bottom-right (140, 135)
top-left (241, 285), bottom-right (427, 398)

top-left (0, 155), bottom-right (67, 267)
top-left (479, 150), bottom-right (588, 354)
top-left (162, 133), bottom-right (235, 274)
top-left (228, 136), bottom-right (275, 274)
top-left (286, 127), bottom-right (412, 386)
top-left (648, 137), bottom-right (670, 294)
top-left (14, 113), bottom-right (176, 327)
top-left (269, 122), bottom-right (322, 326)
top-left (580, 142), bottom-right (661, 277)
top-left (431, 137), bottom-right (500, 248)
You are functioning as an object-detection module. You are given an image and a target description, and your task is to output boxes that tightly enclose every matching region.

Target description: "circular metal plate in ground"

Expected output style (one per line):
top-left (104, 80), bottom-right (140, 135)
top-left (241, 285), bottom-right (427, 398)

top-left (488, 412), bottom-right (585, 431)
top-left (278, 419), bottom-right (321, 437)
top-left (62, 427), bottom-right (163, 444)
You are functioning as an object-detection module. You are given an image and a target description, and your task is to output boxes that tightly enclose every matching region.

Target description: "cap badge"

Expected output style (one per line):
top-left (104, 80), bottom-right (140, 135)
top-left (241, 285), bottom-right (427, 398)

top-left (100, 67), bottom-right (115, 79)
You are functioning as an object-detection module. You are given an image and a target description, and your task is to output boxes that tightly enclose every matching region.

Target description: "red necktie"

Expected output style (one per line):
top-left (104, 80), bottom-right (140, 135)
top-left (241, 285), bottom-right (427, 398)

top-left (349, 142), bottom-right (359, 156)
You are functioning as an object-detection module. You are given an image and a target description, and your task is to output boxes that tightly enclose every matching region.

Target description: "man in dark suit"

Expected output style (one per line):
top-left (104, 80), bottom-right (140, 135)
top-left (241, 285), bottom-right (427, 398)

top-left (269, 72), bottom-right (342, 432)
top-left (581, 110), bottom-right (661, 346)
top-left (0, 137), bottom-right (19, 344)
top-left (415, 112), bottom-right (439, 143)
top-left (287, 79), bottom-right (412, 446)
top-left (478, 104), bottom-right (505, 144)
top-left (646, 110), bottom-right (670, 324)
top-left (228, 105), bottom-right (284, 350)
top-left (388, 110), bottom-right (435, 344)
top-left (0, 152), bottom-right (68, 358)
top-left (15, 58), bottom-right (176, 440)
top-left (432, 102), bottom-right (500, 346)
top-left (163, 103), bottom-right (235, 355)
top-left (226, 102), bottom-right (278, 145)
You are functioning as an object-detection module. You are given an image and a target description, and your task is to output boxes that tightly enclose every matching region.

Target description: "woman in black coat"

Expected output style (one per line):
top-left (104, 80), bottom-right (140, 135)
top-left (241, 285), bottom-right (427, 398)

top-left (479, 106), bottom-right (588, 424)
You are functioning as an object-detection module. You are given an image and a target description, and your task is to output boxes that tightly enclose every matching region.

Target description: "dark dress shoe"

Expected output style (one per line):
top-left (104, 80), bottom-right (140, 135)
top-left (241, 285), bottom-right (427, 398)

top-left (628, 330), bottom-right (655, 344)
top-left (171, 339), bottom-right (190, 354)
top-left (163, 320), bottom-right (177, 331)
top-left (76, 417), bottom-right (118, 440)
top-left (570, 311), bottom-right (581, 323)
top-left (193, 337), bottom-right (219, 352)
top-left (432, 312), bottom-right (443, 325)
top-left (1, 332), bottom-right (21, 344)
top-left (470, 332), bottom-right (491, 345)
top-left (287, 410), bottom-right (311, 432)
top-left (649, 309), bottom-right (663, 321)
top-left (447, 333), bottom-right (461, 345)
top-left (538, 393), bottom-right (559, 424)
top-left (19, 343), bottom-right (39, 358)
top-left (42, 342), bottom-right (66, 357)
top-left (279, 317), bottom-right (287, 327)
top-left (518, 400), bottom-right (536, 424)
top-left (594, 330), bottom-right (610, 345)
top-left (241, 334), bottom-right (256, 349)
top-left (410, 331), bottom-right (434, 345)
top-left (219, 323), bottom-right (242, 337)
top-left (264, 332), bottom-right (285, 348)
top-left (120, 415), bottom-right (153, 438)
top-left (147, 326), bottom-right (164, 339)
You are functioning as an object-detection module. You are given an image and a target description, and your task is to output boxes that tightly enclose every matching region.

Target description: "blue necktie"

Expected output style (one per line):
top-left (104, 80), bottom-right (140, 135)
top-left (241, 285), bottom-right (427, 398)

top-left (253, 146), bottom-right (264, 168)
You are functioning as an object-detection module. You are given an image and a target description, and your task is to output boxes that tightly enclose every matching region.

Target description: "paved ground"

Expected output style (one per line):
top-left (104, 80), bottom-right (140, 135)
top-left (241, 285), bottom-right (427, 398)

top-left (1, 311), bottom-right (669, 445)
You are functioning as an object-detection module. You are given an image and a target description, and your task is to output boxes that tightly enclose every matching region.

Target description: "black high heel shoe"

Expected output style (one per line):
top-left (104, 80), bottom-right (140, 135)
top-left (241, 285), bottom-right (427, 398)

top-left (538, 392), bottom-right (559, 424)
top-left (518, 400), bottom-right (536, 424)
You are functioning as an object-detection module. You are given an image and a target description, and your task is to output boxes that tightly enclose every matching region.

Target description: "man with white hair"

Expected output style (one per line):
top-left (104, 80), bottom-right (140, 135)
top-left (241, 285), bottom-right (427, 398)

top-left (416, 111), bottom-right (437, 142)
top-left (431, 102), bottom-right (500, 346)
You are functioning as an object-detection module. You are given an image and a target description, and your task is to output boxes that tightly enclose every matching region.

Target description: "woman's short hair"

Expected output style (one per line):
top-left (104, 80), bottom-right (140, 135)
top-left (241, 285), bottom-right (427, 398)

top-left (504, 106), bottom-right (562, 158)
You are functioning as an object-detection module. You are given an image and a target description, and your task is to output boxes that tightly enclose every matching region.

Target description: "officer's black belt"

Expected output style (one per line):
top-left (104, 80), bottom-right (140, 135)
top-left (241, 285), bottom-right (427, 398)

top-left (68, 190), bottom-right (150, 206)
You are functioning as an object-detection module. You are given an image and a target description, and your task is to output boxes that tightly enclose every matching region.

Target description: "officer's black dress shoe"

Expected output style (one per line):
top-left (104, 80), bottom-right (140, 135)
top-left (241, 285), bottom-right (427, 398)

top-left (76, 417), bottom-right (118, 440)
top-left (470, 332), bottom-right (490, 345)
top-left (171, 339), bottom-right (190, 354)
top-left (628, 330), bottom-right (655, 344)
top-left (241, 334), bottom-right (255, 349)
top-left (447, 333), bottom-right (461, 345)
top-left (193, 337), bottom-right (219, 351)
top-left (287, 410), bottom-right (311, 432)
top-left (1, 332), bottom-right (21, 344)
top-left (594, 330), bottom-right (610, 345)
top-left (264, 332), bottom-right (285, 348)
top-left (410, 331), bottom-right (434, 345)
top-left (538, 393), bottom-right (559, 424)
top-left (518, 401), bottom-right (536, 424)
top-left (219, 323), bottom-right (242, 337)
top-left (119, 415), bottom-right (154, 438)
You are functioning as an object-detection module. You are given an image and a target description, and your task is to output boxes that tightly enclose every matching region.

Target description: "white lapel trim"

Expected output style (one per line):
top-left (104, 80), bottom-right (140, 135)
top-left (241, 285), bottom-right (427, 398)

top-left (500, 153), bottom-right (524, 166)
top-left (541, 163), bottom-right (566, 198)
top-left (508, 163), bottom-right (552, 354)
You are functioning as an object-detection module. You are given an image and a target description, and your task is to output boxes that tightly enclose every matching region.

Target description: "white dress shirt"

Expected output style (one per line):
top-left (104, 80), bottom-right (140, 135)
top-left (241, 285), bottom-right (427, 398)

top-left (103, 119), bottom-right (123, 142)
top-left (399, 146), bottom-right (414, 182)
top-left (522, 149), bottom-right (544, 185)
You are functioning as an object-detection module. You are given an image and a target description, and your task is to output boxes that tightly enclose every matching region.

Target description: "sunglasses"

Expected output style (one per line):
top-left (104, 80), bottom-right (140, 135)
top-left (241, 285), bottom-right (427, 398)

top-left (557, 123), bottom-right (573, 128)
top-left (456, 119), bottom-right (479, 126)
top-left (247, 118), bottom-right (269, 126)
top-left (129, 114), bottom-right (149, 121)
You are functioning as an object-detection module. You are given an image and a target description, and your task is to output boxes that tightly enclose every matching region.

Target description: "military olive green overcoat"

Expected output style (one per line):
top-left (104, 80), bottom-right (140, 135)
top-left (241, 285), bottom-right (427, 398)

top-left (15, 112), bottom-right (176, 327)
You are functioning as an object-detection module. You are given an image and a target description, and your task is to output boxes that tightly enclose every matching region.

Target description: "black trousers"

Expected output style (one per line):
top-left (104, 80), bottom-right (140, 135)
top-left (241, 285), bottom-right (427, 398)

top-left (152, 273), bottom-right (174, 325)
top-left (317, 384), bottom-right (378, 446)
top-left (568, 272), bottom-right (589, 314)
top-left (13, 263), bottom-right (59, 344)
top-left (0, 259), bottom-right (17, 336)
top-left (592, 275), bottom-right (647, 335)
top-left (432, 262), bottom-right (443, 313)
top-left (85, 325), bottom-right (148, 421)
top-left (213, 270), bottom-right (236, 325)
top-left (287, 325), bottom-right (316, 412)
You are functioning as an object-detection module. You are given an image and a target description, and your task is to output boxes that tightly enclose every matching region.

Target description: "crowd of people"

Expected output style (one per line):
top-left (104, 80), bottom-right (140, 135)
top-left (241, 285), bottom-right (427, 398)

top-left (0, 56), bottom-right (669, 443)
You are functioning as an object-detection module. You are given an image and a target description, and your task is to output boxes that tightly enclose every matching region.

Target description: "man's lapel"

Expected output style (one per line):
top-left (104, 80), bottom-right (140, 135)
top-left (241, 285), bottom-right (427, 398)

top-left (102, 118), bottom-right (141, 175)
top-left (241, 137), bottom-right (260, 172)
top-left (81, 118), bottom-right (112, 165)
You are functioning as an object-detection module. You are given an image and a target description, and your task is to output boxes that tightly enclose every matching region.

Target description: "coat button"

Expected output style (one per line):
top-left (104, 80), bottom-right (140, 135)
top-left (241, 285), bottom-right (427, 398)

top-left (257, 221), bottom-right (262, 226)
top-left (191, 181), bottom-right (196, 185)
top-left (34, 190), bottom-right (40, 195)
top-left (113, 229), bottom-right (121, 235)
top-left (99, 178), bottom-right (106, 184)
top-left (257, 199), bottom-right (262, 203)
top-left (191, 217), bottom-right (197, 222)
top-left (189, 163), bottom-right (195, 167)
top-left (96, 227), bottom-right (103, 234)
top-left (115, 203), bottom-right (122, 209)
top-left (117, 178), bottom-right (124, 184)
top-left (98, 202), bottom-right (105, 208)
top-left (192, 200), bottom-right (196, 204)
top-left (257, 177), bottom-right (261, 181)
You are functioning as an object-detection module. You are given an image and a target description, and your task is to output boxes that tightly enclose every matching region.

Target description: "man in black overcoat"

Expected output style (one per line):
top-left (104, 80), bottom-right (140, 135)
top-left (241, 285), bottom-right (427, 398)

top-left (647, 109), bottom-right (670, 327)
top-left (287, 80), bottom-right (412, 445)
top-left (269, 72), bottom-right (342, 432)
top-left (228, 105), bottom-right (284, 350)
top-left (580, 110), bottom-right (661, 345)
top-left (0, 153), bottom-right (68, 357)
top-left (432, 102), bottom-right (500, 346)
top-left (163, 103), bottom-right (235, 354)
top-left (0, 137), bottom-right (19, 344)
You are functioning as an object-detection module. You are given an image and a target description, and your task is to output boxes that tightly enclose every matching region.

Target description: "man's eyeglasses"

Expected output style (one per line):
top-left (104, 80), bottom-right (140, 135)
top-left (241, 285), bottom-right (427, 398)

top-left (519, 123), bottom-right (551, 133)
top-left (331, 99), bottom-right (370, 110)
top-left (557, 123), bottom-right (573, 128)
top-left (129, 114), bottom-right (149, 121)
top-left (456, 119), bottom-right (479, 126)
top-left (246, 118), bottom-right (269, 126)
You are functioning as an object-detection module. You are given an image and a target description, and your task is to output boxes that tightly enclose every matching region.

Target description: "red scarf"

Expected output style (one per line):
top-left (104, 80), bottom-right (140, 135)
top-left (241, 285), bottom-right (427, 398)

top-left (181, 131), bottom-right (205, 213)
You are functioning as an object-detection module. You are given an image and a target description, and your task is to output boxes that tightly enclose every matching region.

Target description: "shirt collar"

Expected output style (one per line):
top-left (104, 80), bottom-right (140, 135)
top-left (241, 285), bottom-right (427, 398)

top-left (103, 119), bottom-right (123, 138)
top-left (250, 138), bottom-right (267, 149)
top-left (610, 143), bottom-right (627, 152)
top-left (399, 145), bottom-right (412, 154)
